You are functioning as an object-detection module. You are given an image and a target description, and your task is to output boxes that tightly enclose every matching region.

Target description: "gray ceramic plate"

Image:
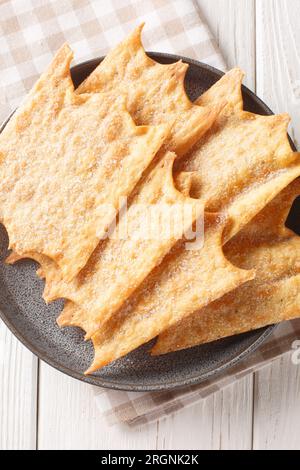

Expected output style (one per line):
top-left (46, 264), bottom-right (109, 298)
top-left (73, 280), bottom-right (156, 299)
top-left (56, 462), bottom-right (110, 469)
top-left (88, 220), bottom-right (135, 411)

top-left (1, 53), bottom-right (294, 392)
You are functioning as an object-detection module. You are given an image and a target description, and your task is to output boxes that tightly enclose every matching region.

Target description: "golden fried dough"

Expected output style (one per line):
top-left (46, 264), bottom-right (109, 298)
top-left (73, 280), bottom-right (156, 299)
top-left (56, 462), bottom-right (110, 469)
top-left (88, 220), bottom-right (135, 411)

top-left (0, 44), bottom-right (169, 281)
top-left (82, 214), bottom-right (254, 373)
top-left (176, 71), bottom-right (300, 240)
top-left (13, 152), bottom-right (204, 339)
top-left (153, 180), bottom-right (300, 354)
top-left (78, 24), bottom-right (220, 156)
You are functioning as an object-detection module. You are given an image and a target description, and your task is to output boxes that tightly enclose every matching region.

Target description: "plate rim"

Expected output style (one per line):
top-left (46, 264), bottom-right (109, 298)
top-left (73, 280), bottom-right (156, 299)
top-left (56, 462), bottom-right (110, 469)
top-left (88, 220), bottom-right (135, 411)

top-left (0, 52), bottom-right (281, 392)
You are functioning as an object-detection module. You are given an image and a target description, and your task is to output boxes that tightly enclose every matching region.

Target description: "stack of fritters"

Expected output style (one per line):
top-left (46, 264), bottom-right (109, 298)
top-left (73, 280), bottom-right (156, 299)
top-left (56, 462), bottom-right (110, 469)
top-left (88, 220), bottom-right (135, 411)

top-left (2, 25), bottom-right (300, 374)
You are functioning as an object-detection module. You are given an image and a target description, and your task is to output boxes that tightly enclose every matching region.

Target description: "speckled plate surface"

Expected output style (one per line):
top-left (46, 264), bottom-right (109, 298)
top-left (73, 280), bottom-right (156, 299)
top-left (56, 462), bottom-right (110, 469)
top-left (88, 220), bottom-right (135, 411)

top-left (1, 53), bottom-right (292, 392)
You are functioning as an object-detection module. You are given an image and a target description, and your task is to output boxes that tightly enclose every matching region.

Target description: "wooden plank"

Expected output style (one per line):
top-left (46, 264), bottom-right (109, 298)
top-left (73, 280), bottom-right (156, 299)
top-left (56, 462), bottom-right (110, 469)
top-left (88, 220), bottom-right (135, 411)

top-left (256, 0), bottom-right (300, 145)
top-left (0, 322), bottom-right (37, 450)
top-left (38, 362), bottom-right (254, 450)
top-left (253, 354), bottom-right (300, 450)
top-left (254, 0), bottom-right (300, 450)
top-left (157, 377), bottom-right (253, 450)
top-left (197, 0), bottom-right (256, 88)
top-left (38, 362), bottom-right (160, 450)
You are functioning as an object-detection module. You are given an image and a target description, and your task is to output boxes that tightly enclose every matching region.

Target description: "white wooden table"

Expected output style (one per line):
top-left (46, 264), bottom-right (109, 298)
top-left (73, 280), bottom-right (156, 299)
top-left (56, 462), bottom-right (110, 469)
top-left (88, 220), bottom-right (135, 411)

top-left (1, 0), bottom-right (300, 450)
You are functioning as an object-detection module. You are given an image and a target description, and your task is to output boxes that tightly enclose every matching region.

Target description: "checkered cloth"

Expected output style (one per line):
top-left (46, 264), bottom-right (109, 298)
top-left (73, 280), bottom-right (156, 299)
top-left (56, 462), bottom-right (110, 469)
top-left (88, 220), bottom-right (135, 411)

top-left (0, 0), bottom-right (225, 123)
top-left (94, 321), bottom-right (300, 425)
top-left (1, 0), bottom-right (300, 426)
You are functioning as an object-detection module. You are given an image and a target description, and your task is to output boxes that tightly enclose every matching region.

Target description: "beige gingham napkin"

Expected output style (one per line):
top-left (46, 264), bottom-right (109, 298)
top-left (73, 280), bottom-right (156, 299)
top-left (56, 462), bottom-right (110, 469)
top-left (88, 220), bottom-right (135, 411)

top-left (95, 321), bottom-right (300, 426)
top-left (0, 0), bottom-right (225, 123)
top-left (1, 0), bottom-right (299, 426)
